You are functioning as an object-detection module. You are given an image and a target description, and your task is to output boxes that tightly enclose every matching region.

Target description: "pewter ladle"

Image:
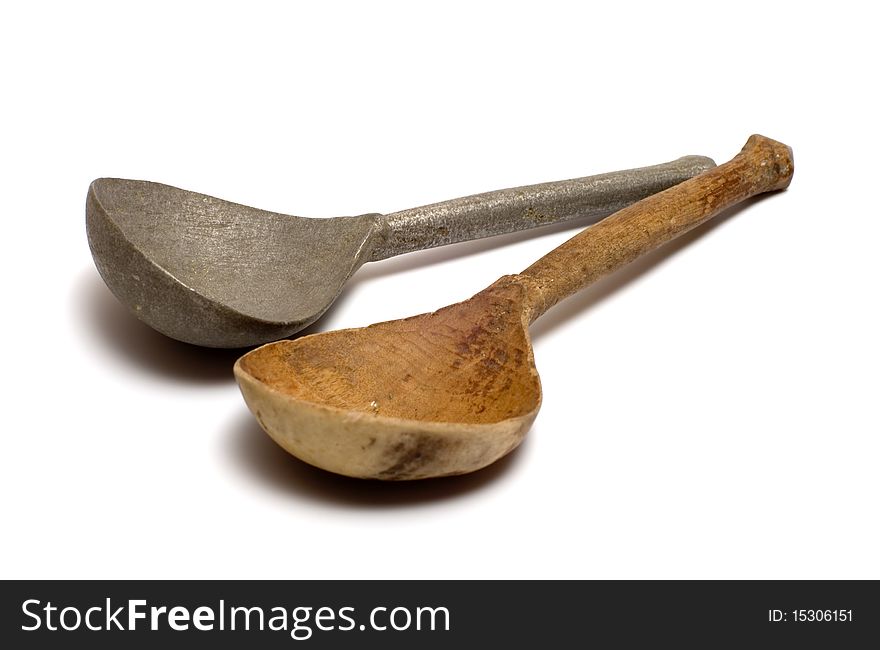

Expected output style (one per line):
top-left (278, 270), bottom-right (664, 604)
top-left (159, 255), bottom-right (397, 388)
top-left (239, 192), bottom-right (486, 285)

top-left (86, 156), bottom-right (713, 347)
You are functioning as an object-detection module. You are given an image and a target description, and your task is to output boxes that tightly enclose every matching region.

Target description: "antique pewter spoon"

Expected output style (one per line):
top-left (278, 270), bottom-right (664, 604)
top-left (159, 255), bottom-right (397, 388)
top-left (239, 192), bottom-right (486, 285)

top-left (87, 156), bottom-right (714, 347)
top-left (235, 136), bottom-right (793, 479)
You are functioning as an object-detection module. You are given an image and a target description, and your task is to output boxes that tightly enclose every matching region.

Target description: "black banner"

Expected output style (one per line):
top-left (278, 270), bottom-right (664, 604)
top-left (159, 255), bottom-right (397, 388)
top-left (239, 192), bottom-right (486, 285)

top-left (2, 580), bottom-right (877, 648)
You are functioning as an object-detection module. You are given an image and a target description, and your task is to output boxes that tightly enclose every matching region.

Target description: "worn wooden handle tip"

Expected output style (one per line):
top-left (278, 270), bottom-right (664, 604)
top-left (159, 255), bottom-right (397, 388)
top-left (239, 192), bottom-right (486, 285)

top-left (741, 134), bottom-right (794, 192)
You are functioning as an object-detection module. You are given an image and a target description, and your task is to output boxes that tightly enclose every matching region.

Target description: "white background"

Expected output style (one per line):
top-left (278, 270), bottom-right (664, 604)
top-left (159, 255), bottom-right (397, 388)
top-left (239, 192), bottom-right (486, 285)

top-left (2, 1), bottom-right (877, 579)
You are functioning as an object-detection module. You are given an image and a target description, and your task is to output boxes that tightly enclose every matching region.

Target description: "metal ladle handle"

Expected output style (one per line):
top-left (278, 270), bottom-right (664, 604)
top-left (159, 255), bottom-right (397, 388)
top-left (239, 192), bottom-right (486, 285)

top-left (368, 155), bottom-right (716, 262)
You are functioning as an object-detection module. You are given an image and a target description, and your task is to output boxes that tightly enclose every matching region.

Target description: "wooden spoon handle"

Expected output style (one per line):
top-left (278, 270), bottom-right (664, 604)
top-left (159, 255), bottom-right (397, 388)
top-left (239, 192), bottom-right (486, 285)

top-left (519, 135), bottom-right (794, 320)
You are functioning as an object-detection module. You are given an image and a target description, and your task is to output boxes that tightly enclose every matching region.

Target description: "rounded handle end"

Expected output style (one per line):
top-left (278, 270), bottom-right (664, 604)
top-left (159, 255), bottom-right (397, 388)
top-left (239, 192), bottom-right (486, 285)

top-left (675, 154), bottom-right (718, 174)
top-left (741, 134), bottom-right (794, 192)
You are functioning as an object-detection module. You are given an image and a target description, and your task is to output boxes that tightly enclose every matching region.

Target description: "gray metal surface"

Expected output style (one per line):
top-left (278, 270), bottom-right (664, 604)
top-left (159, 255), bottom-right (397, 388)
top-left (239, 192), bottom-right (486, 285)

top-left (86, 155), bottom-right (714, 348)
top-left (373, 156), bottom-right (714, 260)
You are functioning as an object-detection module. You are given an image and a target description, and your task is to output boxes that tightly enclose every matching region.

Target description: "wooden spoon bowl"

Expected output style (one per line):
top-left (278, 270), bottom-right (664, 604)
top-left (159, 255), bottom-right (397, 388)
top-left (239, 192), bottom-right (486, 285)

top-left (235, 277), bottom-right (539, 479)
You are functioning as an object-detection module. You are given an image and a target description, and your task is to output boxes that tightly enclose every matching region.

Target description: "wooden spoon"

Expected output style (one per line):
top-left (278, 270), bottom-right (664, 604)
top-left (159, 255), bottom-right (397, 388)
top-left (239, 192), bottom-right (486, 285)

top-left (234, 135), bottom-right (794, 480)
